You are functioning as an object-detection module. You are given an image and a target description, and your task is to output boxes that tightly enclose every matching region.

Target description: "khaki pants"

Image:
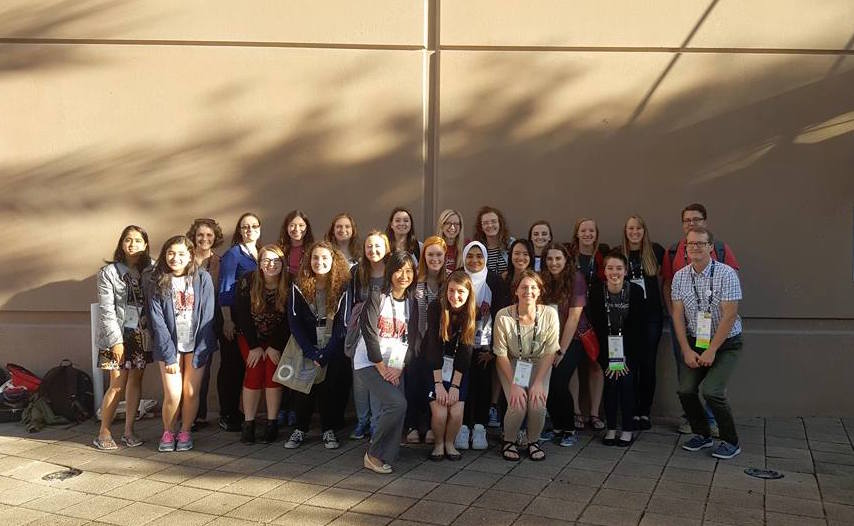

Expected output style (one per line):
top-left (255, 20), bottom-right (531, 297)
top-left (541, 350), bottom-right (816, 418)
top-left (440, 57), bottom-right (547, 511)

top-left (498, 357), bottom-right (552, 444)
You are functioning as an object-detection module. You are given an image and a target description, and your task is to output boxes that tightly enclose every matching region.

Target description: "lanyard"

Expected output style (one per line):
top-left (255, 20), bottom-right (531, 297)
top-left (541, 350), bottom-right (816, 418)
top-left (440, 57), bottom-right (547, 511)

top-left (514, 305), bottom-right (540, 358)
top-left (629, 254), bottom-right (644, 280)
top-left (690, 260), bottom-right (715, 313)
top-left (604, 283), bottom-right (628, 336)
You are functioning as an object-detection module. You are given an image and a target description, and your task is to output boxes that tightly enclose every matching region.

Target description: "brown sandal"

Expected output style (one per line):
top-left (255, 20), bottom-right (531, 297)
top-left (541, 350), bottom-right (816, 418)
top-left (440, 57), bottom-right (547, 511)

top-left (528, 442), bottom-right (546, 461)
top-left (501, 441), bottom-right (520, 461)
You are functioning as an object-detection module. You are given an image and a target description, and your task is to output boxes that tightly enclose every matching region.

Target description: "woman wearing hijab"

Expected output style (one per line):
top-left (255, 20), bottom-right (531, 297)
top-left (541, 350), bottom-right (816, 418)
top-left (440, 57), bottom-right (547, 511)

top-left (455, 241), bottom-right (508, 451)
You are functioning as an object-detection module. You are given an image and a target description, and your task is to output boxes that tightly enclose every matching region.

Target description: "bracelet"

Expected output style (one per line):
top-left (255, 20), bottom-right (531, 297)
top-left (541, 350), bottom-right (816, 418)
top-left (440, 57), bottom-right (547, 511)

top-left (450, 384), bottom-right (460, 390)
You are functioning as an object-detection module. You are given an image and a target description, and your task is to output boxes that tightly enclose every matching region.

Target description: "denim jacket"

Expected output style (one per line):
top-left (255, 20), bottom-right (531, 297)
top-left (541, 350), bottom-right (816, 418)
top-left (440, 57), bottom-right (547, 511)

top-left (147, 269), bottom-right (217, 368)
top-left (96, 262), bottom-right (152, 350)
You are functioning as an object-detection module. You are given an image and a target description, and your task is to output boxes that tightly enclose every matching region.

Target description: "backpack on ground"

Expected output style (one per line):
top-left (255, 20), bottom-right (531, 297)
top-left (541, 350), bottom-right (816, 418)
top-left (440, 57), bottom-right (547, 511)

top-left (38, 359), bottom-right (95, 424)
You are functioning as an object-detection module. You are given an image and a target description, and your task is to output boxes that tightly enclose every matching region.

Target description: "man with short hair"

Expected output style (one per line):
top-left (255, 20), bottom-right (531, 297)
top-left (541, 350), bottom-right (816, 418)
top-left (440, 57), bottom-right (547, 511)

top-left (662, 203), bottom-right (739, 434)
top-left (671, 227), bottom-right (742, 459)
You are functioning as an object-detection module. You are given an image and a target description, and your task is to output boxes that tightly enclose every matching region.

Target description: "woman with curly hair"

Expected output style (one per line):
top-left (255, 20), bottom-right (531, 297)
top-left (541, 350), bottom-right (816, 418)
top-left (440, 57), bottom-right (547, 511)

top-left (185, 217), bottom-right (224, 427)
top-left (233, 244), bottom-right (290, 444)
top-left (325, 212), bottom-right (360, 268)
top-left (278, 210), bottom-right (314, 275)
top-left (284, 241), bottom-right (351, 449)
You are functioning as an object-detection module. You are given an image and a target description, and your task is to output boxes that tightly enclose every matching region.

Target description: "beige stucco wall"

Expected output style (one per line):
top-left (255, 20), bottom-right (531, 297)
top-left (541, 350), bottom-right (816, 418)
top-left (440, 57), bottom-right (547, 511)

top-left (1, 1), bottom-right (852, 416)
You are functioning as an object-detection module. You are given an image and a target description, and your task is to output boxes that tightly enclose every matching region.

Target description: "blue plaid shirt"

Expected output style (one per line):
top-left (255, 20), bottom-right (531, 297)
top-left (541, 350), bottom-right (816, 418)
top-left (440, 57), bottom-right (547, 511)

top-left (671, 260), bottom-right (742, 339)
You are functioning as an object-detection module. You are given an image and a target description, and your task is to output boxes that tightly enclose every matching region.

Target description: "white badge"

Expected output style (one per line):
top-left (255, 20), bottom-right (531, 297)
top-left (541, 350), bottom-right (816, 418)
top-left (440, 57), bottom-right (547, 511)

top-left (630, 277), bottom-right (647, 299)
top-left (608, 335), bottom-right (626, 372)
top-left (316, 323), bottom-right (330, 348)
top-left (513, 360), bottom-right (533, 388)
top-left (176, 313), bottom-right (192, 351)
top-left (441, 356), bottom-right (455, 383)
top-left (695, 311), bottom-right (713, 349)
top-left (383, 340), bottom-right (408, 369)
top-left (124, 306), bottom-right (140, 329)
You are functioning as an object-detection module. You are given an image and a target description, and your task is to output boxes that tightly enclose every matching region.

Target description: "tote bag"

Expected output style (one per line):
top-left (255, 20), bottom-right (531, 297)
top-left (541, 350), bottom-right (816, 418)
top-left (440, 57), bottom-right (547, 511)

top-left (273, 337), bottom-right (328, 394)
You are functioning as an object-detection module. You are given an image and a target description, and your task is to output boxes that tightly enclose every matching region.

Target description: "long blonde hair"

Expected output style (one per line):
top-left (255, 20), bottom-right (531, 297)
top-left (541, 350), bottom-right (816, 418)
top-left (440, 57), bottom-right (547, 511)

top-left (251, 245), bottom-right (288, 314)
top-left (296, 241), bottom-right (351, 317)
top-left (357, 230), bottom-right (390, 292)
top-left (621, 215), bottom-right (659, 276)
top-left (436, 209), bottom-right (464, 247)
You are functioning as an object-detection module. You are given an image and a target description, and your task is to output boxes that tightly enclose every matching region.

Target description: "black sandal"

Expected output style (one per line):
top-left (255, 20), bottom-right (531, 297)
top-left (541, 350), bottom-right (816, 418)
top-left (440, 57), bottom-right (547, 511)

top-left (501, 441), bottom-right (520, 461)
top-left (528, 442), bottom-right (546, 461)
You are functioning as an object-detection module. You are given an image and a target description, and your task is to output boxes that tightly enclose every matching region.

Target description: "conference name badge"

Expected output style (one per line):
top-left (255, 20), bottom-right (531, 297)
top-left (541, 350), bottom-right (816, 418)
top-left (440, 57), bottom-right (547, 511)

top-left (608, 336), bottom-right (626, 372)
top-left (695, 312), bottom-right (712, 349)
top-left (513, 360), bottom-right (532, 388)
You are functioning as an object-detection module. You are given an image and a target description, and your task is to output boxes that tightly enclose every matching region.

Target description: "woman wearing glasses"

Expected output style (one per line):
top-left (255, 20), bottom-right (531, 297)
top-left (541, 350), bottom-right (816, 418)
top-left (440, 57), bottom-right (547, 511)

top-left (436, 209), bottom-right (465, 272)
top-left (233, 244), bottom-right (290, 444)
top-left (217, 212), bottom-right (262, 431)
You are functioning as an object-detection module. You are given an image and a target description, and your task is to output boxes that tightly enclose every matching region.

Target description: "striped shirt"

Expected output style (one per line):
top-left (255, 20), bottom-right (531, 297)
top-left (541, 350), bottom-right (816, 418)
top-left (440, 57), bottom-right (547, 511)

top-left (671, 260), bottom-right (742, 338)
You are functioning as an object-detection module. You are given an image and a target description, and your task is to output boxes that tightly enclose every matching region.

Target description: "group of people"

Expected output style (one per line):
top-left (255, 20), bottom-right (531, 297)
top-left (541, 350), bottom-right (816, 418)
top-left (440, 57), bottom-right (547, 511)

top-left (94, 202), bottom-right (745, 472)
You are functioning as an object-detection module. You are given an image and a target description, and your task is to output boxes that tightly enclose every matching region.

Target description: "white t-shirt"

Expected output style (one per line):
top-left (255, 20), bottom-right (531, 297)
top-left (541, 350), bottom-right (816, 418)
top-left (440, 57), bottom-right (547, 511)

top-left (353, 295), bottom-right (409, 370)
top-left (171, 276), bottom-right (195, 353)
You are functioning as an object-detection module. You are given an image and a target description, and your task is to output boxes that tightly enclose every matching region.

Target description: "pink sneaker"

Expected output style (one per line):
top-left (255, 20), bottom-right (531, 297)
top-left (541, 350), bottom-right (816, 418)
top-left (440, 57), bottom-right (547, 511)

top-left (158, 430), bottom-right (176, 452)
top-left (176, 431), bottom-right (193, 452)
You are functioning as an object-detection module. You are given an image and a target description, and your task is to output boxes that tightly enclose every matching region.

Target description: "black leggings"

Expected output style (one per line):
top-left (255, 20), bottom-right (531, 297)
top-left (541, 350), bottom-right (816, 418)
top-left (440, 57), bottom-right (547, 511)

top-left (604, 371), bottom-right (635, 431)
top-left (463, 349), bottom-right (493, 427)
top-left (634, 318), bottom-right (662, 417)
top-left (547, 339), bottom-right (585, 431)
top-left (216, 336), bottom-right (245, 419)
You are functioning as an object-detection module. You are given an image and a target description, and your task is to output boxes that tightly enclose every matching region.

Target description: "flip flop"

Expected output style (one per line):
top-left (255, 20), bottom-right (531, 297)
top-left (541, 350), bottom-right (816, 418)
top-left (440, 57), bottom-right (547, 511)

top-left (121, 435), bottom-right (144, 448)
top-left (93, 436), bottom-right (118, 451)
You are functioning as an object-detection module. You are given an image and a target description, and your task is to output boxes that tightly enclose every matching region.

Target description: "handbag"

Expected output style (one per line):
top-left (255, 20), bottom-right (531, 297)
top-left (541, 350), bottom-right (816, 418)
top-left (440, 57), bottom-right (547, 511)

top-left (273, 336), bottom-right (328, 394)
top-left (575, 311), bottom-right (600, 362)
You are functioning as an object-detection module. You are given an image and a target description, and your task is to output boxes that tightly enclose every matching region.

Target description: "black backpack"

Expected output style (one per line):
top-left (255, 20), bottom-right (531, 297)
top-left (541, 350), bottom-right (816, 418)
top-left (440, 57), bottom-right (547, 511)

top-left (38, 360), bottom-right (94, 423)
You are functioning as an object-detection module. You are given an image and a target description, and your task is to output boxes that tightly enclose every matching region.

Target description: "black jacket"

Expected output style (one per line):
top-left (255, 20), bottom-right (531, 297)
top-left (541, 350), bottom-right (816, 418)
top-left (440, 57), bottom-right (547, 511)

top-left (288, 283), bottom-right (349, 366)
top-left (359, 290), bottom-right (420, 366)
top-left (233, 273), bottom-right (290, 351)
top-left (423, 300), bottom-right (474, 376)
top-left (587, 281), bottom-right (646, 371)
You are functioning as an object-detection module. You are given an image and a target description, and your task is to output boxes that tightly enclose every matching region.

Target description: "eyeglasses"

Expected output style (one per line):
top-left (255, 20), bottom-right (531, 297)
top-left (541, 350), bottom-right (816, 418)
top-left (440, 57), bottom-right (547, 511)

top-left (260, 258), bottom-right (282, 265)
top-left (240, 224), bottom-right (261, 231)
top-left (686, 241), bottom-right (710, 248)
top-left (682, 217), bottom-right (705, 224)
top-left (443, 221), bottom-right (461, 228)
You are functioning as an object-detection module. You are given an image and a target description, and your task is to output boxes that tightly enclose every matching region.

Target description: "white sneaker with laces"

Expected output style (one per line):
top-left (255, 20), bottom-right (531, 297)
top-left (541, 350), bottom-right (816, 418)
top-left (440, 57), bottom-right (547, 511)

top-left (284, 429), bottom-right (305, 449)
top-left (471, 424), bottom-right (488, 450)
top-left (454, 425), bottom-right (470, 450)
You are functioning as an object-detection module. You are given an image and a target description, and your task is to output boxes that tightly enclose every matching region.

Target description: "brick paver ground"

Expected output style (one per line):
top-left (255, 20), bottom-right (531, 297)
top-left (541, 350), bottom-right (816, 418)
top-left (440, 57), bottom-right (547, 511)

top-left (0, 416), bottom-right (852, 525)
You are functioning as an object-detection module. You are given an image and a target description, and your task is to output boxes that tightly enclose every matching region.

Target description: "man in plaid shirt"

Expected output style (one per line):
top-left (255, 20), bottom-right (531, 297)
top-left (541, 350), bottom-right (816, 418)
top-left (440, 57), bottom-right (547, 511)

top-left (670, 226), bottom-right (743, 459)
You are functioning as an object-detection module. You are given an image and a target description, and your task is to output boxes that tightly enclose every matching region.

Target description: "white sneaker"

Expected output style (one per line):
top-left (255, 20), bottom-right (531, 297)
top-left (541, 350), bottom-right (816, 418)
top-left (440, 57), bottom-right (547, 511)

top-left (454, 425), bottom-right (470, 450)
top-left (322, 429), bottom-right (340, 449)
top-left (471, 424), bottom-right (488, 450)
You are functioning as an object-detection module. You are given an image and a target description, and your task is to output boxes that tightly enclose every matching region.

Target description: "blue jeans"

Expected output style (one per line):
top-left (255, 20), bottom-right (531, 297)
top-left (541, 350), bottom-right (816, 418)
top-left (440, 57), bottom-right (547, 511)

top-left (668, 316), bottom-right (715, 423)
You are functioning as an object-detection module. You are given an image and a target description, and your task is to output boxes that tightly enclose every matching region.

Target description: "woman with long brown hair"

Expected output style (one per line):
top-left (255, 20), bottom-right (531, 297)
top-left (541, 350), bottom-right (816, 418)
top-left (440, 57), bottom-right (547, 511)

top-left (284, 241), bottom-right (351, 449)
top-left (540, 242), bottom-right (587, 447)
top-left (278, 210), bottom-right (314, 275)
top-left (473, 206), bottom-right (513, 276)
top-left (325, 213), bottom-right (360, 268)
top-left (424, 271), bottom-right (476, 461)
top-left (569, 217), bottom-right (609, 431)
top-left (233, 244), bottom-right (290, 444)
top-left (93, 225), bottom-right (153, 450)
